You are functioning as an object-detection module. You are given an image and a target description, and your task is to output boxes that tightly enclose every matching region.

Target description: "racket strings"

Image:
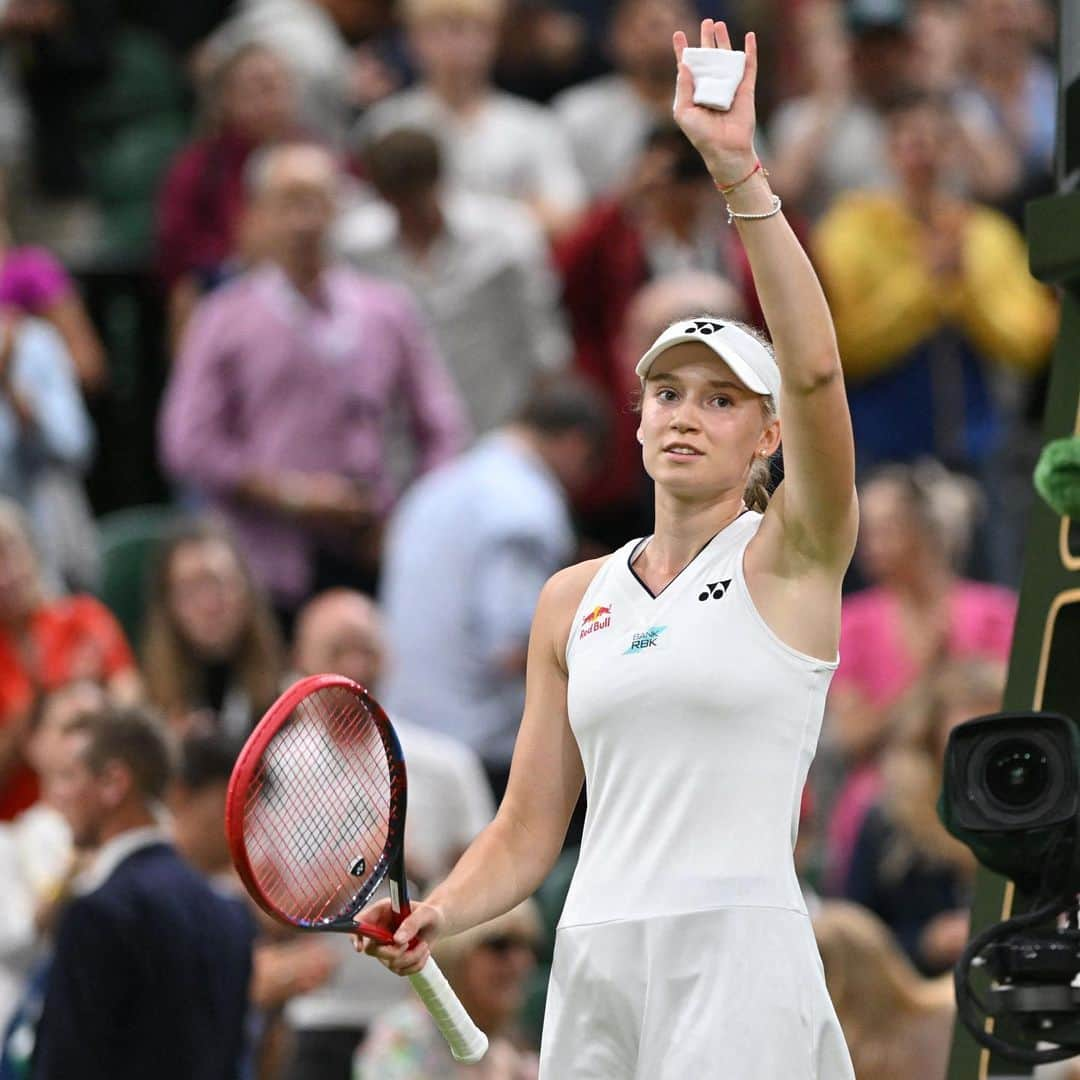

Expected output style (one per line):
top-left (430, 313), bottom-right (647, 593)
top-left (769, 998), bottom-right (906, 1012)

top-left (243, 686), bottom-right (398, 925)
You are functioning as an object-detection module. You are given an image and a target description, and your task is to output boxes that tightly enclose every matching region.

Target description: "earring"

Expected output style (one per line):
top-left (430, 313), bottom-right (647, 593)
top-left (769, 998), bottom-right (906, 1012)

top-left (637, 433), bottom-right (645, 445)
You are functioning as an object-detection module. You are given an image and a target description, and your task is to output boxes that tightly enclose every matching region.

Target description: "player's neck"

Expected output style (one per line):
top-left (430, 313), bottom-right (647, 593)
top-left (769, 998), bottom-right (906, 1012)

top-left (645, 490), bottom-right (747, 576)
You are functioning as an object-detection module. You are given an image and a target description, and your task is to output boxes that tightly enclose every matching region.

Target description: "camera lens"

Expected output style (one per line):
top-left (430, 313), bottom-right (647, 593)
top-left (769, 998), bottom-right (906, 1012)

top-left (985, 739), bottom-right (1051, 809)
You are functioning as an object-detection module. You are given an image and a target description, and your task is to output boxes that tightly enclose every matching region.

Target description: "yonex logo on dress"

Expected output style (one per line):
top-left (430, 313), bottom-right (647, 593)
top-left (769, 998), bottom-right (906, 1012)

top-left (579, 604), bottom-right (613, 640)
top-left (624, 626), bottom-right (667, 654)
top-left (698, 579), bottom-right (731, 602)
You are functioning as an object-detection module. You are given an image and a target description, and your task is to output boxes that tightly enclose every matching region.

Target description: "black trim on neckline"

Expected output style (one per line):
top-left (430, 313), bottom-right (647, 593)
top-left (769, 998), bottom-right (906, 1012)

top-left (627, 509), bottom-right (751, 600)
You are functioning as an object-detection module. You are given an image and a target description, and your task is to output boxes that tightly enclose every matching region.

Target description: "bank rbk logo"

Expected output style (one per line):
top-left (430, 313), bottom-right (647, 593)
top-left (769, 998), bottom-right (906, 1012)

top-left (698, 579), bottom-right (731, 602)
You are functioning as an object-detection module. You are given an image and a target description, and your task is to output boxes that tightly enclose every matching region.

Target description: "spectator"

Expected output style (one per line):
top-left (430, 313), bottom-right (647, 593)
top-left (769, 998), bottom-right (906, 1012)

top-left (824, 463), bottom-right (1016, 893)
top-left (576, 269), bottom-right (746, 550)
top-left (766, 0), bottom-right (909, 221)
top-left (813, 88), bottom-right (1058, 478)
top-left (0, 311), bottom-right (96, 591)
top-left (0, 681), bottom-right (104, 1033)
top-left (0, 0), bottom-right (117, 262)
top-left (159, 141), bottom-right (469, 617)
top-left (141, 517), bottom-right (286, 738)
top-left (203, 0), bottom-right (389, 146)
top-left (553, 0), bottom-right (697, 199)
top-left (296, 588), bottom-right (496, 885)
top-left (5, 0), bottom-right (192, 267)
top-left (360, 0), bottom-right (586, 236)
top-left (0, 174), bottom-right (106, 392)
top-left (169, 732), bottom-right (340, 1079)
top-left (284, 587), bottom-right (495, 1080)
top-left (812, 900), bottom-right (954, 1080)
top-left (957, 0), bottom-right (1056, 221)
top-left (338, 128), bottom-right (570, 435)
top-left (31, 705), bottom-right (255, 1080)
top-left (354, 901), bottom-right (542, 1079)
top-left (766, 0), bottom-right (1016, 221)
top-left (379, 379), bottom-right (610, 801)
top-left (156, 42), bottom-right (301, 344)
top-left (556, 125), bottom-right (758, 374)
top-left (844, 658), bottom-right (1004, 976)
top-left (0, 498), bottom-right (140, 821)
top-left (492, 1), bottom-right (598, 104)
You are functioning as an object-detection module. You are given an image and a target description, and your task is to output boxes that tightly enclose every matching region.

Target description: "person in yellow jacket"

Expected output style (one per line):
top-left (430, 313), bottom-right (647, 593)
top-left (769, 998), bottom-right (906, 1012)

top-left (813, 88), bottom-right (1058, 476)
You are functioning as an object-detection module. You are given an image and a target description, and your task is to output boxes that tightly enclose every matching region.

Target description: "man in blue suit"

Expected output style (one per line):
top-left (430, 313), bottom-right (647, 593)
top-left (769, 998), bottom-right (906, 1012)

top-left (31, 705), bottom-right (254, 1080)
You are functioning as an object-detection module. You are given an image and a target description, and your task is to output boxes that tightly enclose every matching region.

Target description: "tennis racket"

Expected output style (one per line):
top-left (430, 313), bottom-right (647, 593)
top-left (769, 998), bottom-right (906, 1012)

top-left (225, 673), bottom-right (488, 1064)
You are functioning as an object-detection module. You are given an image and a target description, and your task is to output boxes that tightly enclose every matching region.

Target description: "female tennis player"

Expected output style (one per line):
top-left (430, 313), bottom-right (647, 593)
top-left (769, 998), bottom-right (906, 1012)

top-left (358, 18), bottom-right (858, 1077)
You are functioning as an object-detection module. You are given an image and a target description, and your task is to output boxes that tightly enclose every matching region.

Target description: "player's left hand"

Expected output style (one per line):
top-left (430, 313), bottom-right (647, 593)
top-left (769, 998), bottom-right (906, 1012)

top-left (672, 18), bottom-right (758, 188)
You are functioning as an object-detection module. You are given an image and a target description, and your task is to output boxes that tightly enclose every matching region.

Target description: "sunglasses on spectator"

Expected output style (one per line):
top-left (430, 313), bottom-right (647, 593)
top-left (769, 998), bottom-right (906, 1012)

top-left (478, 934), bottom-right (539, 958)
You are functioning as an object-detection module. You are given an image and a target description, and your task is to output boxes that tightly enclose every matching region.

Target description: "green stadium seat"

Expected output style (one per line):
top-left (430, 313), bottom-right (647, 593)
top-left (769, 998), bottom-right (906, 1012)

top-left (95, 504), bottom-right (177, 645)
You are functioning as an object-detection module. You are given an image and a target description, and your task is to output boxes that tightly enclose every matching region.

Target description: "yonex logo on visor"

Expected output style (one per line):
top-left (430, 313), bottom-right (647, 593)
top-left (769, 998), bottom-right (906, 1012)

top-left (634, 318), bottom-right (782, 408)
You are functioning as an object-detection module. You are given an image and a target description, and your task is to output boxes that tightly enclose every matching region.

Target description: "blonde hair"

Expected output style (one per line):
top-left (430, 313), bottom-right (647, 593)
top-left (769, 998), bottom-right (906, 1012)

top-left (745, 392), bottom-right (777, 513)
top-left (879, 657), bottom-right (1005, 877)
top-left (813, 901), bottom-right (954, 1080)
top-left (399, 0), bottom-right (505, 22)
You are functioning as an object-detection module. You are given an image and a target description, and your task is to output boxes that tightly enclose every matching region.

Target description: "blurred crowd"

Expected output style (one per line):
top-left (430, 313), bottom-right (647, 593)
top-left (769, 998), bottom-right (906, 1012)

top-left (0, 0), bottom-right (1064, 1076)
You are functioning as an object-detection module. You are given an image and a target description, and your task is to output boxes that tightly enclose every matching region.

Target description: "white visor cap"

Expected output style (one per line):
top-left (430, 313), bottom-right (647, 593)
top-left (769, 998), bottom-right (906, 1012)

top-left (635, 318), bottom-right (781, 406)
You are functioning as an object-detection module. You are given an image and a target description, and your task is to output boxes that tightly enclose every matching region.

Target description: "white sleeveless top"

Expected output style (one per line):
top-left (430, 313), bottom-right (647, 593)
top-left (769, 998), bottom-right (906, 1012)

top-left (559, 511), bottom-right (838, 929)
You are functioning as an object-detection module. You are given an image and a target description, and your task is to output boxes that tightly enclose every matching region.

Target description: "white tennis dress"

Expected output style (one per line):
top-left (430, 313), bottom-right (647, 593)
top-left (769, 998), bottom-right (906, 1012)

top-left (540, 511), bottom-right (855, 1079)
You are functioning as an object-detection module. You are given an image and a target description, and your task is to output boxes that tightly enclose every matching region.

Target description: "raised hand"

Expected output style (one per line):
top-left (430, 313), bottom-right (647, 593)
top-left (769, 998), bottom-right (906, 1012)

top-left (672, 19), bottom-right (758, 188)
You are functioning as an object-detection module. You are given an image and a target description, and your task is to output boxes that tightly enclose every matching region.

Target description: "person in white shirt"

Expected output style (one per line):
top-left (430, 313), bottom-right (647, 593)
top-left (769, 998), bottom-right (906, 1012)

top-left (553, 0), bottom-right (698, 199)
top-left (201, 0), bottom-right (372, 146)
top-left (280, 587), bottom-right (496, 1080)
top-left (378, 381), bottom-right (610, 800)
top-left (338, 127), bottom-right (570, 435)
top-left (0, 681), bottom-right (103, 1035)
top-left (359, 0), bottom-right (586, 237)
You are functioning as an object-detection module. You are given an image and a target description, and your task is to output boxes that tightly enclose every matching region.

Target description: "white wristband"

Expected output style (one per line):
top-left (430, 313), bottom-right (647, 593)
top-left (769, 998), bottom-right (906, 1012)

top-left (679, 48), bottom-right (746, 111)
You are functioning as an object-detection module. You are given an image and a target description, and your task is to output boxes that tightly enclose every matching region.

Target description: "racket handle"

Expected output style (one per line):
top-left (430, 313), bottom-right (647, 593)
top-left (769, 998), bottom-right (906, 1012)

top-left (408, 957), bottom-right (489, 1064)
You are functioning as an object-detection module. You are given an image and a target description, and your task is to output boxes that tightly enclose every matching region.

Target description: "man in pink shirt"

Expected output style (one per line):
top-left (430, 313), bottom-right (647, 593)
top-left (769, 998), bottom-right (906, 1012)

top-left (159, 142), bottom-right (469, 616)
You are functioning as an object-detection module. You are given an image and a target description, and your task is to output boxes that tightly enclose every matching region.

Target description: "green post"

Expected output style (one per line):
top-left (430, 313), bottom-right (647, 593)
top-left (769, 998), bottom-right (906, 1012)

top-left (947, 6), bottom-right (1080, 1076)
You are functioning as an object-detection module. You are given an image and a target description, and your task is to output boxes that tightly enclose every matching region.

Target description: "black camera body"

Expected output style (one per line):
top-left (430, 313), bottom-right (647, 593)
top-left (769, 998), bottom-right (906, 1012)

top-left (940, 712), bottom-right (1080, 894)
top-left (939, 711), bottom-right (1080, 1065)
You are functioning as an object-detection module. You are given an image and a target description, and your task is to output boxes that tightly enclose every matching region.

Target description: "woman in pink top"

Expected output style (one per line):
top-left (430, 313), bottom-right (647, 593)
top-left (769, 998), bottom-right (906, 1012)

top-left (0, 177), bottom-right (106, 391)
top-left (824, 462), bottom-right (1015, 892)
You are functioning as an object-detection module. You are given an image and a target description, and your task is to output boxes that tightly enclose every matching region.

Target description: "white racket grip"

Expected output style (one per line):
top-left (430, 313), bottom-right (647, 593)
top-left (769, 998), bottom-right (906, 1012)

top-left (409, 957), bottom-right (489, 1063)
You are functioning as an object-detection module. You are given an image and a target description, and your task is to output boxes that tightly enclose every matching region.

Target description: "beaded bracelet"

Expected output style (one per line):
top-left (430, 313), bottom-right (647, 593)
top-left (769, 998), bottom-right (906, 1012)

top-left (714, 160), bottom-right (768, 195)
top-left (725, 194), bottom-right (783, 226)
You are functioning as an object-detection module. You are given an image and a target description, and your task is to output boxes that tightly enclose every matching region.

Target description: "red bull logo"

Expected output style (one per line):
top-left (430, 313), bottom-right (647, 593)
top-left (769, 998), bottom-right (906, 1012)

top-left (579, 604), bottom-right (612, 640)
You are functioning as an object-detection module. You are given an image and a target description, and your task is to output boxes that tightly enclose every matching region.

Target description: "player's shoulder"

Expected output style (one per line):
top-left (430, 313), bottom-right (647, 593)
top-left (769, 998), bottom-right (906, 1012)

top-left (532, 558), bottom-right (610, 668)
top-left (538, 557), bottom-right (609, 621)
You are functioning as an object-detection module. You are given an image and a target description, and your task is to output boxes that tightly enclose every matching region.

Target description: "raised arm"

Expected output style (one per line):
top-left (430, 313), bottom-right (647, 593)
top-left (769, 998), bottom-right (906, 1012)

top-left (674, 20), bottom-right (857, 568)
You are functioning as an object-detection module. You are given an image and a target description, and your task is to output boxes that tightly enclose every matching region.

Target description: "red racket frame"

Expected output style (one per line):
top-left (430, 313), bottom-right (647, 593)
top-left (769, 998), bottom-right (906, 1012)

top-left (225, 674), bottom-right (411, 946)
